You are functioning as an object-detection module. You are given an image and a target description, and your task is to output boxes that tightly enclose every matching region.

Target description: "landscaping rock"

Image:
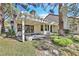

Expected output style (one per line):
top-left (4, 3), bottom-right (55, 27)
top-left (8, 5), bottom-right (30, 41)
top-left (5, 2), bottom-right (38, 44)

top-left (73, 35), bottom-right (79, 41)
top-left (41, 42), bottom-right (50, 50)
top-left (67, 44), bottom-right (76, 50)
top-left (37, 46), bottom-right (43, 51)
top-left (60, 50), bottom-right (69, 56)
top-left (1, 34), bottom-right (6, 37)
top-left (59, 46), bottom-right (79, 56)
top-left (35, 37), bottom-right (79, 56)
top-left (52, 49), bottom-right (59, 56)
top-left (26, 37), bottom-right (33, 41)
top-left (0, 36), bottom-right (3, 39)
top-left (43, 50), bottom-right (52, 56)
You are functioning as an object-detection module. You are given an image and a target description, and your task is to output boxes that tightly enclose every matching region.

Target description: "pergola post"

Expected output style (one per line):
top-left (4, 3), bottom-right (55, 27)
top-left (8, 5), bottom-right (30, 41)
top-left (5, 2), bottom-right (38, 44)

top-left (21, 11), bottom-right (25, 42)
top-left (49, 24), bottom-right (50, 32)
top-left (43, 24), bottom-right (45, 31)
top-left (22, 18), bottom-right (25, 42)
top-left (43, 24), bottom-right (46, 34)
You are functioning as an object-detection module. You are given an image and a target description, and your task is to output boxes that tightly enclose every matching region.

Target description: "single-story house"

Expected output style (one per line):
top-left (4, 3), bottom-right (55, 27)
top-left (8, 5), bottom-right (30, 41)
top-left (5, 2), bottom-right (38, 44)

top-left (15, 13), bottom-right (59, 35)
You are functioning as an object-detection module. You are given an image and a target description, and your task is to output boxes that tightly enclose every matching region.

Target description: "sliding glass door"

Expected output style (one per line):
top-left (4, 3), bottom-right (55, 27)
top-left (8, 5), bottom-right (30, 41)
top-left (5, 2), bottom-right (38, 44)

top-left (25, 25), bottom-right (34, 33)
top-left (17, 24), bottom-right (34, 33)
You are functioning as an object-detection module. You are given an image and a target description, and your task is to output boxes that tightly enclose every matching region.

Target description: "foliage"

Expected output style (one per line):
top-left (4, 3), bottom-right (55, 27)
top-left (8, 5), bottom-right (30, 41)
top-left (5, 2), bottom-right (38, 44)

top-left (51, 36), bottom-right (73, 46)
top-left (51, 33), bottom-right (59, 36)
top-left (64, 29), bottom-right (70, 34)
top-left (8, 28), bottom-right (15, 36)
top-left (68, 4), bottom-right (79, 32)
top-left (68, 3), bottom-right (79, 17)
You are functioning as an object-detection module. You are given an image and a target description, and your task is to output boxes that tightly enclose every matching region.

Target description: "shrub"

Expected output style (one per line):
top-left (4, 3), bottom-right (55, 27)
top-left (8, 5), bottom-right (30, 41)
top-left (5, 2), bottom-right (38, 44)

top-left (50, 36), bottom-right (59, 39)
top-left (52, 36), bottom-right (73, 46)
top-left (64, 29), bottom-right (70, 34)
top-left (8, 29), bottom-right (15, 36)
top-left (52, 33), bottom-right (58, 36)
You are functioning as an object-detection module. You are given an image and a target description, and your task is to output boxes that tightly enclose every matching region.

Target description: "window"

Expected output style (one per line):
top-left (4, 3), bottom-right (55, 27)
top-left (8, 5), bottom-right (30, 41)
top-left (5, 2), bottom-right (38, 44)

top-left (17, 24), bottom-right (34, 33)
top-left (17, 24), bottom-right (22, 31)
top-left (25, 25), bottom-right (34, 33)
top-left (70, 24), bottom-right (77, 31)
top-left (50, 25), bottom-right (52, 32)
top-left (45, 25), bottom-right (49, 31)
top-left (30, 25), bottom-right (34, 33)
top-left (41, 25), bottom-right (43, 31)
top-left (48, 25), bottom-right (49, 31)
top-left (25, 25), bottom-right (29, 33)
top-left (73, 24), bottom-right (77, 31)
top-left (45, 25), bottom-right (47, 31)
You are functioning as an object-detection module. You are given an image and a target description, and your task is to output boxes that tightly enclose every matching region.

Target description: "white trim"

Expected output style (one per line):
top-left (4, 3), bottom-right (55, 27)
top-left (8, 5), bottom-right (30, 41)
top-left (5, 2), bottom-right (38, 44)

top-left (22, 18), bottom-right (25, 42)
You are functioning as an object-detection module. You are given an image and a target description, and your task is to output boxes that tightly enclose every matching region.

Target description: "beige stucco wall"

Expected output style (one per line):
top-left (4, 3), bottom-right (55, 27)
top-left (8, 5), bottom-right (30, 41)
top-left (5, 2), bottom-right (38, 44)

top-left (52, 25), bottom-right (58, 33)
top-left (16, 19), bottom-right (46, 33)
top-left (16, 19), bottom-right (59, 33)
top-left (34, 24), bottom-right (41, 33)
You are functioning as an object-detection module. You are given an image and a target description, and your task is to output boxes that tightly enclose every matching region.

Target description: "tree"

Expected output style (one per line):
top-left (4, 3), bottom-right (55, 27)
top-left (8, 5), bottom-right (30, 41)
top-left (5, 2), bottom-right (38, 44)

top-left (0, 4), bottom-right (2, 34)
top-left (58, 3), bottom-right (65, 36)
top-left (1, 3), bottom-right (17, 37)
top-left (58, 3), bottom-right (74, 36)
top-left (0, 3), bottom-right (5, 34)
top-left (68, 3), bottom-right (79, 33)
top-left (0, 3), bottom-right (14, 34)
top-left (61, 4), bottom-right (69, 30)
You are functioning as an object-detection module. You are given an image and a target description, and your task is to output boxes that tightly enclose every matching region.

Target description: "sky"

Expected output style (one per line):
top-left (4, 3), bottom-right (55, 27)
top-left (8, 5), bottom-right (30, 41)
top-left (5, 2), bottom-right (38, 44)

top-left (16, 3), bottom-right (59, 18)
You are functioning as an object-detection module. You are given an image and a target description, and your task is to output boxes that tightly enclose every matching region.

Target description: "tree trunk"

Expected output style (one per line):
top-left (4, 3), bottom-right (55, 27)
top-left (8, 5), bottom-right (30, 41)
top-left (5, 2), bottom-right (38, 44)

top-left (1, 18), bottom-right (5, 33)
top-left (59, 3), bottom-right (65, 36)
top-left (0, 3), bottom-right (4, 34)
top-left (0, 4), bottom-right (2, 34)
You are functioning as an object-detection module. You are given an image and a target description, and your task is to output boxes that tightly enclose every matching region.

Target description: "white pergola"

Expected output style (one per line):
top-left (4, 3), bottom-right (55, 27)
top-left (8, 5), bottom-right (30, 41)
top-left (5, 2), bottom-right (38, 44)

top-left (20, 11), bottom-right (58, 42)
top-left (21, 11), bottom-right (26, 42)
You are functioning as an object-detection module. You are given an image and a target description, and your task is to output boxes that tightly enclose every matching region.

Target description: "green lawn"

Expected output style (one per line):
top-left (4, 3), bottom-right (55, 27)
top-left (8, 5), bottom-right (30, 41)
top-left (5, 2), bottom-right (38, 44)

top-left (0, 37), bottom-right (37, 56)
